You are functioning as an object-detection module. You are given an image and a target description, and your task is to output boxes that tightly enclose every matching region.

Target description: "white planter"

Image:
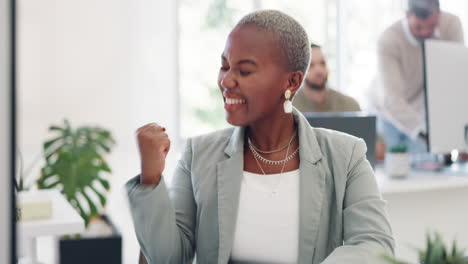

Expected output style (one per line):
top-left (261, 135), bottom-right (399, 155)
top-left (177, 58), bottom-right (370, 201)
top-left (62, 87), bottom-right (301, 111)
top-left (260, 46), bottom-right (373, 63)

top-left (385, 152), bottom-right (410, 179)
top-left (17, 190), bottom-right (53, 222)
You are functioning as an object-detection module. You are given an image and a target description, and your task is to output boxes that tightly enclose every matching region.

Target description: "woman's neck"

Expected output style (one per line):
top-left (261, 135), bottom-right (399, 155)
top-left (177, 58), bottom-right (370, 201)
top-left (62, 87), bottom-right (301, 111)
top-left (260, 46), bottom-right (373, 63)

top-left (247, 112), bottom-right (297, 151)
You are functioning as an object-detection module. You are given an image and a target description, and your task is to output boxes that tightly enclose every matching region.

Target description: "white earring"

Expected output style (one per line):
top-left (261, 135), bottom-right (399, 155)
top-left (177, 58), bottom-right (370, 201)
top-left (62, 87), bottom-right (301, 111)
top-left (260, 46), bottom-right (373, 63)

top-left (283, 90), bottom-right (292, 113)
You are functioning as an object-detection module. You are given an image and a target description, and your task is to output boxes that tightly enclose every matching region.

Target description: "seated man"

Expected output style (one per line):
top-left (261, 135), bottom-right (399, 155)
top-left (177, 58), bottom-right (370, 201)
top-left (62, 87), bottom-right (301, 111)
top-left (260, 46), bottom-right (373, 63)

top-left (293, 43), bottom-right (361, 112)
top-left (294, 44), bottom-right (386, 161)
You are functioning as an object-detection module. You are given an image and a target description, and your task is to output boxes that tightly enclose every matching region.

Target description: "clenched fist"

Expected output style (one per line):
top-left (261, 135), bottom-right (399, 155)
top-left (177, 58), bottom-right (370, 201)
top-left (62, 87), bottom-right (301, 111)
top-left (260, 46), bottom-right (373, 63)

top-left (136, 123), bottom-right (171, 185)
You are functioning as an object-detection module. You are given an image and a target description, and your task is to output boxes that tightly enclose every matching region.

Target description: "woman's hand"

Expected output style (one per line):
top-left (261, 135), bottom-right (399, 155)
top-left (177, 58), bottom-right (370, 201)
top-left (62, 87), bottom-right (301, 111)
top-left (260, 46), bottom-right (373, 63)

top-left (136, 123), bottom-right (171, 185)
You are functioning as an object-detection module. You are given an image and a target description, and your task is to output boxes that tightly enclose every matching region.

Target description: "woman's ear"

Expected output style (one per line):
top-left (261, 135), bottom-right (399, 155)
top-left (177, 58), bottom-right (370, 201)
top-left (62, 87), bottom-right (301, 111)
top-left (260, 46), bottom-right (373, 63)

top-left (286, 71), bottom-right (304, 95)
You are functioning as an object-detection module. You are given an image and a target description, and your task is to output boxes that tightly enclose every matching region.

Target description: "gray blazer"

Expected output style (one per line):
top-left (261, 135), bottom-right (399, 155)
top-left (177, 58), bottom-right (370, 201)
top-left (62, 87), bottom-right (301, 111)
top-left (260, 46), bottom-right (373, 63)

top-left (126, 108), bottom-right (394, 264)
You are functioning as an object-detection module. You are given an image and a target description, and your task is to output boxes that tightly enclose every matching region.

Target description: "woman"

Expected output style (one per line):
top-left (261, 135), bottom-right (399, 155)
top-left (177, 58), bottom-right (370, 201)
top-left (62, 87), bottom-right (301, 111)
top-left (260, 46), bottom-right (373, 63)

top-left (126, 10), bottom-right (394, 264)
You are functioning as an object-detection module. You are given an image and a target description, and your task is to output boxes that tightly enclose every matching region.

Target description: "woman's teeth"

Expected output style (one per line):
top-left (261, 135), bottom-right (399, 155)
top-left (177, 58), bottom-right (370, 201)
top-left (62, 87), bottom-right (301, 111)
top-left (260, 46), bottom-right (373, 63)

top-left (225, 98), bottom-right (246, 105)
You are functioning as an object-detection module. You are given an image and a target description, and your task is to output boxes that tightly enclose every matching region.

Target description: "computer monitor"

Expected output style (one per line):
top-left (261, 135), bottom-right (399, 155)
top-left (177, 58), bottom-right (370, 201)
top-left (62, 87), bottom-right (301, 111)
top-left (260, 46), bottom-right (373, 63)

top-left (302, 112), bottom-right (377, 168)
top-left (0, 0), bottom-right (15, 262)
top-left (424, 40), bottom-right (468, 153)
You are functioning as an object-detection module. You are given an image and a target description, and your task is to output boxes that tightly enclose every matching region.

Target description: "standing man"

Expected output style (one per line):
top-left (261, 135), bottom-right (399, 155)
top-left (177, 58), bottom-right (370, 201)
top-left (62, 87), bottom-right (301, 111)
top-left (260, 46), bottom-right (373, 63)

top-left (293, 43), bottom-right (361, 113)
top-left (368, 0), bottom-right (464, 153)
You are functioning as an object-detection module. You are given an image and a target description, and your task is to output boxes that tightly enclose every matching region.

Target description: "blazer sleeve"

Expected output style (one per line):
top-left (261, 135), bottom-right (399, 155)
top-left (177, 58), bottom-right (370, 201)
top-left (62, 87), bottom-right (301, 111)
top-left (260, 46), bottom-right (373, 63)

top-left (125, 138), bottom-right (196, 264)
top-left (321, 139), bottom-right (395, 264)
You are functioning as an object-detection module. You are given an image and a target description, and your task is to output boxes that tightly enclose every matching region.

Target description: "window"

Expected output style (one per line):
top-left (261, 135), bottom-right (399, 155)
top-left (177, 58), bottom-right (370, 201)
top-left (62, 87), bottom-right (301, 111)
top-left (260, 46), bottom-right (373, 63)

top-left (340, 0), bottom-right (405, 105)
top-left (179, 0), bottom-right (256, 138)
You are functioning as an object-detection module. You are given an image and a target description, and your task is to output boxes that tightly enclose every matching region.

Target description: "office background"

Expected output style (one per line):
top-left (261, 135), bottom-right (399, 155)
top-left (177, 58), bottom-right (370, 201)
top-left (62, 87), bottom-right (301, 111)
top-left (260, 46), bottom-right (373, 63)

top-left (11, 0), bottom-right (468, 263)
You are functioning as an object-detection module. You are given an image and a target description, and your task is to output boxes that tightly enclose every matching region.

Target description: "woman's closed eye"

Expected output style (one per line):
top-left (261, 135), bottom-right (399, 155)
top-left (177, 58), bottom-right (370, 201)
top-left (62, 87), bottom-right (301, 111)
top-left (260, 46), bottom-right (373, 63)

top-left (220, 66), bottom-right (251, 77)
top-left (239, 70), bottom-right (251, 76)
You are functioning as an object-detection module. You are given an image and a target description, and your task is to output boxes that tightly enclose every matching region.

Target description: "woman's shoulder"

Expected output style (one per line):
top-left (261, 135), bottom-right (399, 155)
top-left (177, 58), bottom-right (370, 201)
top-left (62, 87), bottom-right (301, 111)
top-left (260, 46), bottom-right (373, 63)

top-left (181, 127), bottom-right (237, 171)
top-left (183, 127), bottom-right (237, 159)
top-left (309, 127), bottom-right (369, 180)
top-left (312, 126), bottom-right (360, 140)
top-left (311, 127), bottom-right (367, 158)
top-left (189, 127), bottom-right (236, 147)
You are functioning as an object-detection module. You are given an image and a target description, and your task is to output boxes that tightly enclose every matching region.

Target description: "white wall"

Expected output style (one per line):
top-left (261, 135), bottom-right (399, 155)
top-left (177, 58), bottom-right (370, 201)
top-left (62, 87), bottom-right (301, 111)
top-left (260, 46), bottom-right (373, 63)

top-left (18, 0), bottom-right (179, 153)
top-left (0, 0), bottom-right (12, 262)
top-left (18, 0), bottom-right (178, 263)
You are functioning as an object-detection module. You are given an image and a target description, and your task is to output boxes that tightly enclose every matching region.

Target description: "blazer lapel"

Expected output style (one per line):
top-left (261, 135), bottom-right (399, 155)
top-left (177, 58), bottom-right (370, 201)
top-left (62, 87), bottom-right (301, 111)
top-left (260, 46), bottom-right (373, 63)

top-left (217, 126), bottom-right (245, 264)
top-left (293, 108), bottom-right (327, 263)
top-left (298, 161), bottom-right (326, 263)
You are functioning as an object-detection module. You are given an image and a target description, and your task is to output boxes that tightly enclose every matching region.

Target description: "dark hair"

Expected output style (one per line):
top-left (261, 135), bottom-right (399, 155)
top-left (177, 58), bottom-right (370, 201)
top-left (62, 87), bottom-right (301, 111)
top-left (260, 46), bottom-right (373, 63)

top-left (408, 0), bottom-right (440, 19)
top-left (310, 43), bottom-right (321, 48)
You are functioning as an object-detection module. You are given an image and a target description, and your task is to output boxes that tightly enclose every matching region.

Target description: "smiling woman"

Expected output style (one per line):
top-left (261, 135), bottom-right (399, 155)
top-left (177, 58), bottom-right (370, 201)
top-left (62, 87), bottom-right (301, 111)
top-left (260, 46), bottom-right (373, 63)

top-left (179, 0), bottom-right (333, 139)
top-left (218, 24), bottom-right (304, 128)
top-left (126, 9), bottom-right (394, 264)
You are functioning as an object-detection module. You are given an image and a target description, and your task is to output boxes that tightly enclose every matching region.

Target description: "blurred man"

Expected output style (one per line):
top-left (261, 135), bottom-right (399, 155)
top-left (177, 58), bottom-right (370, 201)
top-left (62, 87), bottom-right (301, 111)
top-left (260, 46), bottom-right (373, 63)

top-left (293, 43), bottom-right (361, 112)
top-left (292, 44), bottom-right (391, 160)
top-left (368, 0), bottom-right (464, 153)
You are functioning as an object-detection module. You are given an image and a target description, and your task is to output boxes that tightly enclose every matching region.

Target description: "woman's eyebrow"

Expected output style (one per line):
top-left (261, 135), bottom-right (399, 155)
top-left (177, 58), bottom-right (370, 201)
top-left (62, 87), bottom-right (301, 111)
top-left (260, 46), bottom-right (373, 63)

top-left (221, 54), bottom-right (257, 66)
top-left (237, 59), bottom-right (257, 66)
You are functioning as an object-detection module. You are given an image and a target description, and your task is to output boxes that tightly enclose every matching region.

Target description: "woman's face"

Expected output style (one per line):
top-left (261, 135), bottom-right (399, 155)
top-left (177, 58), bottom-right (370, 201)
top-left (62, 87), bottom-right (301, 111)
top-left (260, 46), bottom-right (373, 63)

top-left (218, 24), bottom-right (291, 127)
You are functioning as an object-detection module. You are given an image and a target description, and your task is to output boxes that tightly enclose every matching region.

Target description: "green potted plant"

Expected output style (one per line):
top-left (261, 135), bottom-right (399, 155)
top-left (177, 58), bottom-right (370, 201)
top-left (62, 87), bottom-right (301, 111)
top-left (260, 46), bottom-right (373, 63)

top-left (37, 119), bottom-right (121, 264)
top-left (385, 144), bottom-right (410, 179)
top-left (381, 232), bottom-right (468, 264)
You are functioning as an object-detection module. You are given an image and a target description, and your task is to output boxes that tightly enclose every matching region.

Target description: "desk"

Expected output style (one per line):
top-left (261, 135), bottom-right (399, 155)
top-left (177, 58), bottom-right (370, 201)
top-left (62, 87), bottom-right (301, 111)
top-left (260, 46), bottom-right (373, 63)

top-left (375, 167), bottom-right (468, 262)
top-left (376, 167), bottom-right (468, 194)
top-left (18, 189), bottom-right (85, 264)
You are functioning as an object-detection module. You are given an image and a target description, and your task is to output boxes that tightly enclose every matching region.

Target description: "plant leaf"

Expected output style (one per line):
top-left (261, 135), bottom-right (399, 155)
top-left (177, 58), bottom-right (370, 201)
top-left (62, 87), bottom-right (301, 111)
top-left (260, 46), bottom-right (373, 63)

top-left (99, 178), bottom-right (110, 191)
top-left (89, 185), bottom-right (107, 207)
top-left (37, 120), bottom-right (115, 227)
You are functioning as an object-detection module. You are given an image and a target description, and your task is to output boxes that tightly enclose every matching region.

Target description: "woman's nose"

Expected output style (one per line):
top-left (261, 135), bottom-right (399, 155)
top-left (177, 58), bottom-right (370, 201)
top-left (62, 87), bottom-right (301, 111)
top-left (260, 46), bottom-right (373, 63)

top-left (220, 71), bottom-right (237, 89)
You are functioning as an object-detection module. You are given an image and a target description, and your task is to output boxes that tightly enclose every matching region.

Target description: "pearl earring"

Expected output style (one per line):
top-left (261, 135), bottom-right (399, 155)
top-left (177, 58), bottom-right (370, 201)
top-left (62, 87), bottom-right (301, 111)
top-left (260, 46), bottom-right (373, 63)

top-left (283, 90), bottom-right (292, 113)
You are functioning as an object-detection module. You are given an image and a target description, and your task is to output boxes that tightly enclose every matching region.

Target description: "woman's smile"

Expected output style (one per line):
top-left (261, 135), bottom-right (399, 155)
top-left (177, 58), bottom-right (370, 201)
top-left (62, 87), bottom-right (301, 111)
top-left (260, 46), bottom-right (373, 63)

top-left (224, 97), bottom-right (247, 112)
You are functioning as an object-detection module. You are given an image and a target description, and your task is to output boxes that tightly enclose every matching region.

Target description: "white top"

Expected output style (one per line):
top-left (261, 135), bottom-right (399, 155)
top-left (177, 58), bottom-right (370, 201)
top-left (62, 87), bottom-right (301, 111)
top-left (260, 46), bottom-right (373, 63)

top-left (230, 169), bottom-right (300, 264)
